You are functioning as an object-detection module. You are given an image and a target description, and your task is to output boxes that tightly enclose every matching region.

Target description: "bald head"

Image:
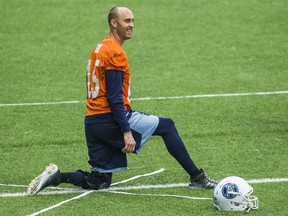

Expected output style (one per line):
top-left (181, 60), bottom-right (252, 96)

top-left (108, 7), bottom-right (133, 27)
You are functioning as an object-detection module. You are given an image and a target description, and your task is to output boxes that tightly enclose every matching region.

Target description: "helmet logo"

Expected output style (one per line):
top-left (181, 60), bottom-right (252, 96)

top-left (222, 183), bottom-right (239, 199)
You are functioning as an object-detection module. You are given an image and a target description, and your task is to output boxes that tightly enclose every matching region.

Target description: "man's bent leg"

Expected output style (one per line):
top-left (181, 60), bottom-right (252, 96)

top-left (153, 117), bottom-right (199, 176)
top-left (153, 117), bottom-right (218, 188)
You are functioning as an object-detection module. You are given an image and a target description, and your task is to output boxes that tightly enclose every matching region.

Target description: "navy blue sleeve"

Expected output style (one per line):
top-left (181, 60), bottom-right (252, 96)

top-left (106, 70), bottom-right (131, 133)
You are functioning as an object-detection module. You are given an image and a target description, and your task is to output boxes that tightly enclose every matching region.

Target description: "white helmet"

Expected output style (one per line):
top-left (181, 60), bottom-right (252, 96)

top-left (213, 176), bottom-right (259, 212)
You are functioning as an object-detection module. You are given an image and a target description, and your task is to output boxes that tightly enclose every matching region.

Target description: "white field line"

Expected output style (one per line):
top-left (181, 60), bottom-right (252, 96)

top-left (132, 91), bottom-right (288, 101)
top-left (1, 177), bottom-right (287, 198)
top-left (105, 190), bottom-right (212, 200)
top-left (0, 183), bottom-right (77, 190)
top-left (247, 178), bottom-right (288, 184)
top-left (110, 168), bottom-right (165, 186)
top-left (0, 91), bottom-right (287, 107)
top-left (28, 190), bottom-right (95, 216)
top-left (0, 190), bottom-right (84, 197)
top-left (27, 168), bottom-right (165, 216)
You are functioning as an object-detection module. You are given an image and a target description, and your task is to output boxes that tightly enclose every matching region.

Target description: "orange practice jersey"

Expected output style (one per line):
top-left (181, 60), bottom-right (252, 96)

top-left (86, 37), bottom-right (131, 116)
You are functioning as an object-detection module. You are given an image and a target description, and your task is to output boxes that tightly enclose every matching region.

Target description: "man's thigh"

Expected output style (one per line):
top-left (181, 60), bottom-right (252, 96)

top-left (129, 111), bottom-right (159, 153)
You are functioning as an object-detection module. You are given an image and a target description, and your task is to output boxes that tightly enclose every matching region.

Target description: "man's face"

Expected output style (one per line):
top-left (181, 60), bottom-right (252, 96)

top-left (114, 9), bottom-right (134, 41)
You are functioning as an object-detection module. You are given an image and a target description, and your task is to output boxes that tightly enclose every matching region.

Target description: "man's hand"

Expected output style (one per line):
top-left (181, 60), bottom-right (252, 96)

top-left (122, 131), bottom-right (136, 153)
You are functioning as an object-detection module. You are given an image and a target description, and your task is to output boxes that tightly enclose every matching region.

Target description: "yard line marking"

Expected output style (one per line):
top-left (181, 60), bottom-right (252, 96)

top-left (0, 183), bottom-right (28, 188)
top-left (247, 178), bottom-right (288, 184)
top-left (0, 183), bottom-right (80, 190)
top-left (28, 190), bottom-right (95, 216)
top-left (0, 91), bottom-right (287, 107)
top-left (0, 100), bottom-right (82, 107)
top-left (108, 183), bottom-right (188, 191)
top-left (110, 168), bottom-right (165, 186)
top-left (27, 168), bottom-right (165, 216)
top-left (1, 177), bottom-right (287, 198)
top-left (105, 191), bottom-right (212, 200)
top-left (132, 91), bottom-right (288, 101)
top-left (0, 190), bottom-right (83, 197)
top-left (107, 177), bottom-right (288, 191)
top-left (28, 191), bottom-right (95, 216)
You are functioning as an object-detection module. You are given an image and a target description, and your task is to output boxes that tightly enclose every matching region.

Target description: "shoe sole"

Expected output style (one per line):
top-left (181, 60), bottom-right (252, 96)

top-left (27, 163), bottom-right (59, 195)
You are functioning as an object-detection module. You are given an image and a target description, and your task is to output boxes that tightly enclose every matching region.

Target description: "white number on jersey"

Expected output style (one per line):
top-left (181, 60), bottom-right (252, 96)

top-left (87, 44), bottom-right (102, 99)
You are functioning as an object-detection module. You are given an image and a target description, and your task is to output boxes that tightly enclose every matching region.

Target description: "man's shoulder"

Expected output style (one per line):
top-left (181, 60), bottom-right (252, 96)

top-left (91, 37), bottom-right (128, 69)
top-left (100, 37), bottom-right (123, 55)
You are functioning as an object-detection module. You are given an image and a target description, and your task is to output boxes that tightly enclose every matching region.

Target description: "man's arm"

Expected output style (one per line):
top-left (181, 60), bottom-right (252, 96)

top-left (106, 70), bottom-right (135, 153)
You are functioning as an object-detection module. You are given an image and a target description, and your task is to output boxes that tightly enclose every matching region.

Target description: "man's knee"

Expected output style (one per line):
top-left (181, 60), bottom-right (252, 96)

top-left (76, 170), bottom-right (112, 190)
top-left (161, 117), bottom-right (175, 128)
top-left (154, 117), bottom-right (175, 135)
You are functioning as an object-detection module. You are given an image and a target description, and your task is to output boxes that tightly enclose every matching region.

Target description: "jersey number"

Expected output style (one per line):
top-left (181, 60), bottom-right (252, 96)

top-left (87, 44), bottom-right (102, 99)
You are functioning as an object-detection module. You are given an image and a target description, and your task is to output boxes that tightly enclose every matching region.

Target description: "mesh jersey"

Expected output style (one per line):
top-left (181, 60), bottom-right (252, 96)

top-left (86, 37), bottom-right (131, 116)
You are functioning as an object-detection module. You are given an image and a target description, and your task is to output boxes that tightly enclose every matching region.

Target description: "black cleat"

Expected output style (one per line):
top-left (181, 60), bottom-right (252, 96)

top-left (189, 169), bottom-right (218, 189)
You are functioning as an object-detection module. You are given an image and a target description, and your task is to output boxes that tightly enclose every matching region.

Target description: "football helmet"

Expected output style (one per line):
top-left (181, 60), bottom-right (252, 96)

top-left (213, 176), bottom-right (259, 212)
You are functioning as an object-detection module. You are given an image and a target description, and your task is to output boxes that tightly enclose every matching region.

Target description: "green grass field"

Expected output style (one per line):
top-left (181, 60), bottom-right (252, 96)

top-left (1, 0), bottom-right (288, 215)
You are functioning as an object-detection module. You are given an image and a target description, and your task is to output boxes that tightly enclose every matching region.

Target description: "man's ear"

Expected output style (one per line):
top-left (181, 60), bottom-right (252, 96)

top-left (111, 19), bottom-right (117, 28)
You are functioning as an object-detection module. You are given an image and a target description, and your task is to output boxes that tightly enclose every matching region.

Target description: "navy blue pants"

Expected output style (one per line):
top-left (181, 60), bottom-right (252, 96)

top-left (85, 111), bottom-right (198, 176)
